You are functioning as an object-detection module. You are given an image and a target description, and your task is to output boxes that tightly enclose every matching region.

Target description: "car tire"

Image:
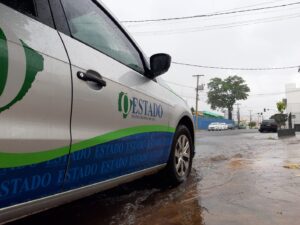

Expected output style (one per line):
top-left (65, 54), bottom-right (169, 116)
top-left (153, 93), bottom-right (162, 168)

top-left (162, 124), bottom-right (193, 186)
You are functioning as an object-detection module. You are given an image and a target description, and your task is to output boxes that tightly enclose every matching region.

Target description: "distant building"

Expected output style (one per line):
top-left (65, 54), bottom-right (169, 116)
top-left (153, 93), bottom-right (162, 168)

top-left (202, 111), bottom-right (224, 119)
top-left (193, 111), bottom-right (224, 119)
top-left (285, 83), bottom-right (300, 129)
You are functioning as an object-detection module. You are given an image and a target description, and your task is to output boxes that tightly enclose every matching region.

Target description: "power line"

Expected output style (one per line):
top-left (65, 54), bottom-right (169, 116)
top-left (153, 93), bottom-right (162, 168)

top-left (165, 80), bottom-right (195, 89)
top-left (164, 81), bottom-right (300, 96)
top-left (122, 1), bottom-right (300, 23)
top-left (165, 80), bottom-right (300, 94)
top-left (132, 12), bottom-right (300, 35)
top-left (214, 0), bottom-right (287, 12)
top-left (126, 0), bottom-right (292, 28)
top-left (172, 61), bottom-right (300, 71)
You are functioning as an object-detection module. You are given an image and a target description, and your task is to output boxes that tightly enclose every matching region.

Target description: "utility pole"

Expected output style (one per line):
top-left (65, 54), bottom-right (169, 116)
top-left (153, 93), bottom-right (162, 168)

top-left (249, 110), bottom-right (253, 123)
top-left (235, 103), bottom-right (241, 126)
top-left (193, 75), bottom-right (204, 129)
top-left (249, 110), bottom-right (253, 128)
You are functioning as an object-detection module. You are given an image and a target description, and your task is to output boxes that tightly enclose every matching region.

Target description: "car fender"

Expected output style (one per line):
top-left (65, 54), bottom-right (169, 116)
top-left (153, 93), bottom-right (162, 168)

top-left (168, 101), bottom-right (195, 143)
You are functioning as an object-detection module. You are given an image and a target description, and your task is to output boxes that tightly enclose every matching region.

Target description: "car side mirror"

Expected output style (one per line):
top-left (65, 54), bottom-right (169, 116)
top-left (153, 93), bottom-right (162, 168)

top-left (148, 53), bottom-right (171, 79)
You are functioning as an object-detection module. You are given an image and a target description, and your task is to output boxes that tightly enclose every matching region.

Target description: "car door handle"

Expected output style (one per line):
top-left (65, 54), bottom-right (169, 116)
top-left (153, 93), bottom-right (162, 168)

top-left (77, 70), bottom-right (107, 87)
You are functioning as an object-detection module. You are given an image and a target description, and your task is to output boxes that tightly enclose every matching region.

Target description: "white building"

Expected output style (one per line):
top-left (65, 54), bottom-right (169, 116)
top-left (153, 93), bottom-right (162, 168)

top-left (285, 83), bottom-right (300, 128)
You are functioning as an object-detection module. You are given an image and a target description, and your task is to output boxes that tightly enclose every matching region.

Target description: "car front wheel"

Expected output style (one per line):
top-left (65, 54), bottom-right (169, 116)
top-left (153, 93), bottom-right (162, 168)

top-left (162, 125), bottom-right (193, 185)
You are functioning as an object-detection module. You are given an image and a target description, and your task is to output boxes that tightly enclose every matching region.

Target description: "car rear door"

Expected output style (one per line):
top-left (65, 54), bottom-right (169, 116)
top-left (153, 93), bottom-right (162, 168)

top-left (0, 1), bottom-right (72, 208)
top-left (54, 0), bottom-right (174, 190)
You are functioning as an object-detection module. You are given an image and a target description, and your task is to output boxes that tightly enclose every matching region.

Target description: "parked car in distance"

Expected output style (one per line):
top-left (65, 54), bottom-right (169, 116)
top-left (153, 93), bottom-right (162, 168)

top-left (208, 122), bottom-right (221, 131)
top-left (220, 123), bottom-right (228, 130)
top-left (238, 124), bottom-right (247, 129)
top-left (208, 122), bottom-right (233, 131)
top-left (227, 124), bottom-right (235, 130)
top-left (208, 122), bottom-right (230, 131)
top-left (259, 119), bottom-right (278, 133)
top-left (0, 0), bottom-right (195, 223)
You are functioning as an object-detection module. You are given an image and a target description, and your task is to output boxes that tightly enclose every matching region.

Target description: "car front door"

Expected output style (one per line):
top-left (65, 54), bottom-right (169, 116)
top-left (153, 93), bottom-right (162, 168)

top-left (0, 1), bottom-right (72, 208)
top-left (57, 0), bottom-right (174, 189)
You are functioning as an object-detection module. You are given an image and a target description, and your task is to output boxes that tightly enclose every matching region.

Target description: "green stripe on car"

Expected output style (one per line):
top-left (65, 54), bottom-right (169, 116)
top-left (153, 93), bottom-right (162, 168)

top-left (0, 125), bottom-right (175, 169)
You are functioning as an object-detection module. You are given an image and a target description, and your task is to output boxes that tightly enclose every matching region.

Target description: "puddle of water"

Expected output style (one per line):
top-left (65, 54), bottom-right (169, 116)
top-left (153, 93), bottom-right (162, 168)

top-left (120, 171), bottom-right (205, 225)
top-left (228, 159), bottom-right (250, 169)
top-left (210, 155), bottom-right (228, 162)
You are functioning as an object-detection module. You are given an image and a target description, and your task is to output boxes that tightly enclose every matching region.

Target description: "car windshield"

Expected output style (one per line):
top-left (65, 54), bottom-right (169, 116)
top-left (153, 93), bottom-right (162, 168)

top-left (262, 120), bottom-right (276, 124)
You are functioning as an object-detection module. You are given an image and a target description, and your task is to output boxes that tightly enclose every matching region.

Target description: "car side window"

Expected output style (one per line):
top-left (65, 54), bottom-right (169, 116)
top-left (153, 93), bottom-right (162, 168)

top-left (0, 0), bottom-right (37, 16)
top-left (61, 0), bottom-right (145, 74)
top-left (0, 0), bottom-right (54, 28)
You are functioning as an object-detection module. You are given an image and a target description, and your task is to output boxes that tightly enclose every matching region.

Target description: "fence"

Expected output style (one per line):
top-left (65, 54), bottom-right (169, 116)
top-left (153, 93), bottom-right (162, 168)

top-left (193, 116), bottom-right (235, 130)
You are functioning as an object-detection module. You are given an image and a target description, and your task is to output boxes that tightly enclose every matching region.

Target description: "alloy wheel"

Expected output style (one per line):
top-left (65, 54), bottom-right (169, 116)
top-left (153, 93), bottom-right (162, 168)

top-left (174, 135), bottom-right (191, 177)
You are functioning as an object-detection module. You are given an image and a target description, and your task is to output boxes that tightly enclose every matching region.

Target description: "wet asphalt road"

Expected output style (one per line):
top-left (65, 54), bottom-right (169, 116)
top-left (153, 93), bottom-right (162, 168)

top-left (7, 130), bottom-right (300, 225)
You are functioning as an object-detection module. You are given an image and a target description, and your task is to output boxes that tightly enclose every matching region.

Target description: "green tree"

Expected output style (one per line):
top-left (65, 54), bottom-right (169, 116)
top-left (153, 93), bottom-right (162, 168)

top-left (248, 121), bottom-right (257, 128)
top-left (274, 100), bottom-right (287, 129)
top-left (207, 76), bottom-right (250, 120)
top-left (276, 101), bottom-right (286, 113)
top-left (271, 114), bottom-right (287, 129)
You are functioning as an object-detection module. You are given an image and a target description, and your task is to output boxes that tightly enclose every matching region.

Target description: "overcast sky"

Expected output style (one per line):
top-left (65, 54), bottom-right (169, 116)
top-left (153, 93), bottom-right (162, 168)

top-left (102, 0), bottom-right (300, 121)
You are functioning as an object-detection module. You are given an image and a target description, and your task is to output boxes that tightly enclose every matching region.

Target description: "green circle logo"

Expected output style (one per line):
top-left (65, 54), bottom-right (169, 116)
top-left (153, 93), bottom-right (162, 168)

top-left (118, 92), bottom-right (132, 119)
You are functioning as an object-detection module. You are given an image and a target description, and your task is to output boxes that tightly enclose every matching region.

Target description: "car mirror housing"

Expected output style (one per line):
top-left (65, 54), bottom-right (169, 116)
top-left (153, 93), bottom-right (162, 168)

top-left (147, 53), bottom-right (171, 79)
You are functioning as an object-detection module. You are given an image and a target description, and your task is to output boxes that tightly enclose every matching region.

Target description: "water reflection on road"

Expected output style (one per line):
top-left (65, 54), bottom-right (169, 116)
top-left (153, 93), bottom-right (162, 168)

top-left (9, 170), bottom-right (204, 225)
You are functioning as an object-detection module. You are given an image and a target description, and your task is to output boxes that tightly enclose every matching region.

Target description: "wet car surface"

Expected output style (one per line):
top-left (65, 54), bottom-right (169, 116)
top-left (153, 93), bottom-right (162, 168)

top-left (7, 130), bottom-right (300, 225)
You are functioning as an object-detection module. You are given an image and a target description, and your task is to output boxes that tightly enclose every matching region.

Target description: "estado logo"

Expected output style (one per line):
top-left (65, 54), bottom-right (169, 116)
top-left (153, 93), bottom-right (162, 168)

top-left (0, 26), bottom-right (44, 113)
top-left (118, 92), bottom-right (163, 120)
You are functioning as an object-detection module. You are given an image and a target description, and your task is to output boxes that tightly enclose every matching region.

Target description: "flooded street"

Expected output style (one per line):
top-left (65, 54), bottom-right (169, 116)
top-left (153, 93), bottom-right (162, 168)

top-left (8, 130), bottom-right (300, 225)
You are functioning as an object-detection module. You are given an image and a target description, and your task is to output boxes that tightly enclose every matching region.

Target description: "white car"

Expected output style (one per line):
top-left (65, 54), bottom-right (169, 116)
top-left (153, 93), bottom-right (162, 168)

top-left (0, 1), bottom-right (195, 223)
top-left (208, 122), bottom-right (221, 131)
top-left (220, 123), bottom-right (229, 130)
